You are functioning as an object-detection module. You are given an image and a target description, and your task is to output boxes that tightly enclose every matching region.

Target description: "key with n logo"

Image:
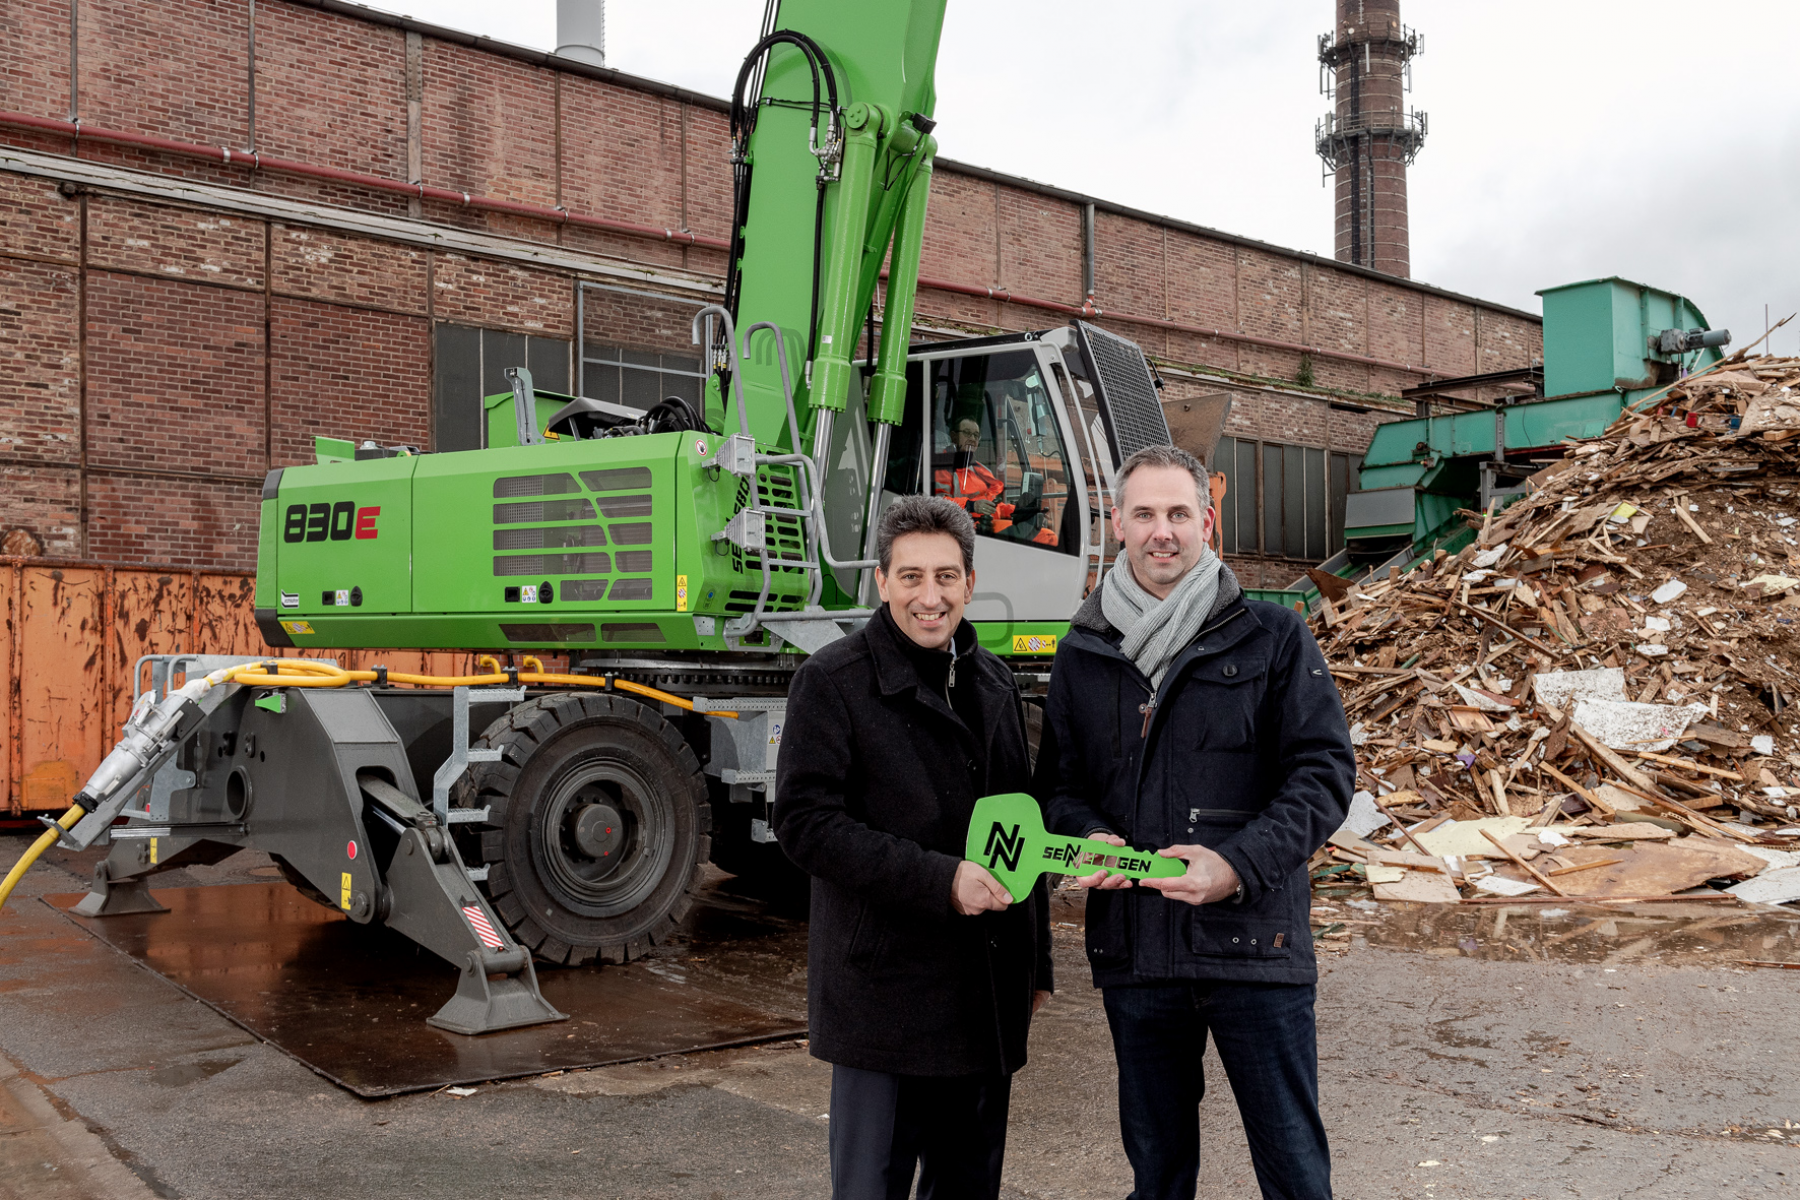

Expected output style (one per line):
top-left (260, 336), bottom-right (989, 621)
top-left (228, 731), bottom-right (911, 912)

top-left (984, 822), bottom-right (1025, 873)
top-left (965, 793), bottom-right (1187, 901)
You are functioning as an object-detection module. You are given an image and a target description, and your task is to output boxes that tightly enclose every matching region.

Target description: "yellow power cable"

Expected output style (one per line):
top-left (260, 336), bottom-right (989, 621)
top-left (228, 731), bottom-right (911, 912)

top-left (0, 660), bottom-right (737, 911)
top-left (221, 659), bottom-right (737, 716)
top-left (0, 805), bottom-right (83, 913)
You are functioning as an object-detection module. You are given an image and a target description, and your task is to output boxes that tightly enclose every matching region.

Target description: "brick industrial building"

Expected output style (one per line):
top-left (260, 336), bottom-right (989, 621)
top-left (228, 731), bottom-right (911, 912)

top-left (0, 0), bottom-right (1541, 590)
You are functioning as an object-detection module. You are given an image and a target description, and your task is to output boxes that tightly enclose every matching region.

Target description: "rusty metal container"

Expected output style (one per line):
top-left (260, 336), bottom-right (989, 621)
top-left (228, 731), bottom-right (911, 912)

top-left (1, 556), bottom-right (493, 815)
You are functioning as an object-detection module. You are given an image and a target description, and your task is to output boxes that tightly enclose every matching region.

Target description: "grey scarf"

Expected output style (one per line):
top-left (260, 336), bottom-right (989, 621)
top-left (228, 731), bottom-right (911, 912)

top-left (1101, 546), bottom-right (1223, 691)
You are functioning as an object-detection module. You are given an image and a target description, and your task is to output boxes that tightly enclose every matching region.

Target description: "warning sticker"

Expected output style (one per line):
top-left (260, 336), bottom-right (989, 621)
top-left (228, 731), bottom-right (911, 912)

top-left (1011, 633), bottom-right (1057, 655)
top-left (463, 905), bottom-right (505, 950)
top-left (280, 620), bottom-right (316, 636)
top-left (676, 574), bottom-right (689, 613)
top-left (339, 872), bottom-right (353, 910)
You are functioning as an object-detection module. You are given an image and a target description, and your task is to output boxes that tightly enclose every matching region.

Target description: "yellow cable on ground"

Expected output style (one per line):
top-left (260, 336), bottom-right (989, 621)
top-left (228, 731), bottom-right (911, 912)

top-left (0, 805), bottom-right (83, 912)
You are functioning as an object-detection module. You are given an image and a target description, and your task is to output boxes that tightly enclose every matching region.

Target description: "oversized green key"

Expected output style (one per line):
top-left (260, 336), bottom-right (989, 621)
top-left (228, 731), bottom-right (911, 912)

top-left (965, 793), bottom-right (1186, 901)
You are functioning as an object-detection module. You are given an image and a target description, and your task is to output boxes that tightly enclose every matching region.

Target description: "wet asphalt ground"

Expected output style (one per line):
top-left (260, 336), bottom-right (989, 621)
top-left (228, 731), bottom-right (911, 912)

top-left (2, 831), bottom-right (1797, 1200)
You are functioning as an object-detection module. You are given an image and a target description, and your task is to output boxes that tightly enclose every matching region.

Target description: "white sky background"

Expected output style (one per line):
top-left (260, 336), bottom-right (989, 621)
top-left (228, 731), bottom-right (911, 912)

top-left (371, 1), bottom-right (1800, 358)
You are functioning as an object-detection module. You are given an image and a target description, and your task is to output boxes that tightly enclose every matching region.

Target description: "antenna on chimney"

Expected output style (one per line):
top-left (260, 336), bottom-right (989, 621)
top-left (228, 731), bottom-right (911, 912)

top-left (1314, 1), bottom-right (1426, 278)
top-left (555, 0), bottom-right (605, 68)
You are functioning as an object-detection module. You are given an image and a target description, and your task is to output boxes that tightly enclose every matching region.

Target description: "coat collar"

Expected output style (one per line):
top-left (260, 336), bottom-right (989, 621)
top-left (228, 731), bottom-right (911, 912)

top-left (867, 603), bottom-right (977, 698)
top-left (865, 605), bottom-right (1013, 753)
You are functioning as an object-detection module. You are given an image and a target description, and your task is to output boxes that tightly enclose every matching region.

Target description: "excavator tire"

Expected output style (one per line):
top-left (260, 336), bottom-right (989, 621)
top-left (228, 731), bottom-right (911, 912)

top-left (452, 692), bottom-right (710, 966)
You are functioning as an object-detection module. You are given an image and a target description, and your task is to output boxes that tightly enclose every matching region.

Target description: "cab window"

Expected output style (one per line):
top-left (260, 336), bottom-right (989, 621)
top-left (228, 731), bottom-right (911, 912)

top-left (888, 351), bottom-right (1079, 555)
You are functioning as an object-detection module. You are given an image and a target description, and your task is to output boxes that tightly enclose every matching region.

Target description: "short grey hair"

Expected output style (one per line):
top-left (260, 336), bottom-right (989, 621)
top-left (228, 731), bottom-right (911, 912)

top-left (1115, 444), bottom-right (1210, 509)
top-left (876, 495), bottom-right (976, 574)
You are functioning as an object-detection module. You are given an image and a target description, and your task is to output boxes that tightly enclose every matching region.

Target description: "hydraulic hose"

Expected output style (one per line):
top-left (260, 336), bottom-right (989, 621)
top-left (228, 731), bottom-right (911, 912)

top-left (0, 659), bottom-right (737, 913)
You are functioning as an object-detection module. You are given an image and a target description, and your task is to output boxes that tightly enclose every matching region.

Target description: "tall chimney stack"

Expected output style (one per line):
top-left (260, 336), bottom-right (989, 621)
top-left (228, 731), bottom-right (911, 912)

top-left (1315, 1), bottom-right (1426, 277)
top-left (555, 0), bottom-right (605, 68)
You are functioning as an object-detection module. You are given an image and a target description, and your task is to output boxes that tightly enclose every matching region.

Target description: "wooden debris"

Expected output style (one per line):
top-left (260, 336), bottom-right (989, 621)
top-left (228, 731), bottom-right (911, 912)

top-left (1314, 352), bottom-right (1800, 909)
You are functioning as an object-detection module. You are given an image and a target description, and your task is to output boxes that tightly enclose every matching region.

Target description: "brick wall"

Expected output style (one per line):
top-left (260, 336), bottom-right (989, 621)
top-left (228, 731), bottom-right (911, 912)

top-left (0, 0), bottom-right (1541, 573)
top-left (269, 298), bottom-right (430, 467)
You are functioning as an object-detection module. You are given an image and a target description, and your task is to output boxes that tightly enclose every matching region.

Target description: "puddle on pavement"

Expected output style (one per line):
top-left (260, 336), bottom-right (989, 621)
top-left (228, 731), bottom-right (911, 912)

top-left (1051, 885), bottom-right (1800, 966)
top-left (43, 872), bottom-right (810, 1097)
top-left (148, 1057), bottom-right (244, 1087)
top-left (1325, 899), bottom-right (1800, 966)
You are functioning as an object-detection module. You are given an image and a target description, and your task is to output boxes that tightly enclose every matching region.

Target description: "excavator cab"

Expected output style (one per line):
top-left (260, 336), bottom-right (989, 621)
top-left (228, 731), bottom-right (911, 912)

top-left (864, 319), bottom-right (1203, 619)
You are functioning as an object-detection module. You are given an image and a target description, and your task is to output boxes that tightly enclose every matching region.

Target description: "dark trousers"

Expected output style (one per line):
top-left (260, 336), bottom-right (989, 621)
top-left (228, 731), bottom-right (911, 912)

top-left (827, 1064), bottom-right (1011, 1200)
top-left (1102, 982), bottom-right (1330, 1200)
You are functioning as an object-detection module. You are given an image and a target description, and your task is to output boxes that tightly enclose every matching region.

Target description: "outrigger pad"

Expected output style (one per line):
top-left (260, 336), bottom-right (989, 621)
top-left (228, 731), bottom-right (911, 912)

top-left (71, 869), bottom-right (169, 917)
top-left (427, 948), bottom-right (568, 1036)
top-left (964, 793), bottom-right (1186, 901)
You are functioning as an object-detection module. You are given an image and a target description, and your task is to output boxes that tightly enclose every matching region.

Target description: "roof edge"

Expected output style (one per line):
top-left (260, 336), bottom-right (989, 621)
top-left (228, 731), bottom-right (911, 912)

top-left (288, 0), bottom-right (1540, 327)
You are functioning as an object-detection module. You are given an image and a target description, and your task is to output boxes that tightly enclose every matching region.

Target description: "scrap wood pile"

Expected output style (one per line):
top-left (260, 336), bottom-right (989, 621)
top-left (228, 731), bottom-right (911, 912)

top-left (1307, 353), bottom-right (1800, 921)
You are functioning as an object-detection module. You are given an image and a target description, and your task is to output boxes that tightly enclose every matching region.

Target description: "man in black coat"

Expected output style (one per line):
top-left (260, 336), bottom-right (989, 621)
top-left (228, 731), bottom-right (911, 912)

top-left (774, 494), bottom-right (1052, 1200)
top-left (1038, 445), bottom-right (1354, 1200)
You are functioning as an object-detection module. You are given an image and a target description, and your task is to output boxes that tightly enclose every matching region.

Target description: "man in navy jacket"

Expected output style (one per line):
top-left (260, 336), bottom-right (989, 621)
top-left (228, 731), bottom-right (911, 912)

top-left (1037, 444), bottom-right (1353, 1200)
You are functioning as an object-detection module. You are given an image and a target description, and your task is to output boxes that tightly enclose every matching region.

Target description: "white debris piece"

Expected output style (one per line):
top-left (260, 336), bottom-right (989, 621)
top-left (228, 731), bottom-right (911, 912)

top-left (1536, 829), bottom-right (1572, 847)
top-left (1532, 667), bottom-right (1626, 710)
top-left (1643, 616), bottom-right (1671, 633)
top-left (1570, 698), bottom-right (1709, 752)
top-left (1752, 734), bottom-right (1776, 756)
top-left (1650, 579), bottom-right (1688, 605)
top-left (1728, 867), bottom-right (1800, 906)
top-left (1338, 790), bottom-right (1392, 839)
top-left (1743, 846), bottom-right (1800, 872)
top-left (1413, 817), bottom-right (1530, 858)
top-left (1471, 543), bottom-right (1509, 568)
top-left (1743, 574), bottom-right (1800, 596)
top-left (1635, 643), bottom-right (1669, 657)
top-left (1473, 875), bottom-right (1540, 897)
top-left (1453, 683), bottom-right (1515, 713)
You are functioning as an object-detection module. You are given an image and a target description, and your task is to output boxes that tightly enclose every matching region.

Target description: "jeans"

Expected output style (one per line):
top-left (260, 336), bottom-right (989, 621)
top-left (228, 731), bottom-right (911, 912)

top-left (827, 1064), bottom-right (1011, 1200)
top-left (1102, 982), bottom-right (1330, 1200)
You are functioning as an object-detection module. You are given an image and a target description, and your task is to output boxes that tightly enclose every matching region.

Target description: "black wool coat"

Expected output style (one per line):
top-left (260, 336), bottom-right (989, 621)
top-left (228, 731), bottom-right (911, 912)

top-left (773, 609), bottom-right (1053, 1077)
top-left (1037, 565), bottom-right (1354, 988)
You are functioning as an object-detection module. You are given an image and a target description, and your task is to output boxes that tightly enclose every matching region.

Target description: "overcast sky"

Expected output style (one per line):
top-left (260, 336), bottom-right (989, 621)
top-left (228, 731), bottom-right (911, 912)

top-left (371, 1), bottom-right (1800, 359)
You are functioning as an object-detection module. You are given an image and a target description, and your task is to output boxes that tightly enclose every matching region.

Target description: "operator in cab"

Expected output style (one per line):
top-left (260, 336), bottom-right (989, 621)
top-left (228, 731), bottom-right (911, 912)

top-left (935, 415), bottom-right (1017, 533)
top-left (774, 495), bottom-right (1052, 1199)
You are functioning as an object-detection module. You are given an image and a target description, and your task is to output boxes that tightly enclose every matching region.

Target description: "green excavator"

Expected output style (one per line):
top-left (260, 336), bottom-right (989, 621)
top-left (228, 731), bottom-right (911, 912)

top-left (3, 0), bottom-right (1195, 1033)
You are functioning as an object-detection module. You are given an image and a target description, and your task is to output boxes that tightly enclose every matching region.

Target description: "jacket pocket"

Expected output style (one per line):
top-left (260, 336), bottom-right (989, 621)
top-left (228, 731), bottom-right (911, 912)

top-left (1189, 916), bottom-right (1293, 959)
top-left (1179, 671), bottom-right (1264, 753)
top-left (1187, 749), bottom-right (1262, 817)
top-left (846, 903), bottom-right (885, 969)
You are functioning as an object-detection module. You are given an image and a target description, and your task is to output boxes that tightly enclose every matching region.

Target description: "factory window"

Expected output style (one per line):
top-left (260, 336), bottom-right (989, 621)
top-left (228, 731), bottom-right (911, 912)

top-left (579, 343), bottom-right (704, 413)
top-left (433, 324), bottom-right (571, 453)
top-left (1214, 436), bottom-right (1360, 563)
